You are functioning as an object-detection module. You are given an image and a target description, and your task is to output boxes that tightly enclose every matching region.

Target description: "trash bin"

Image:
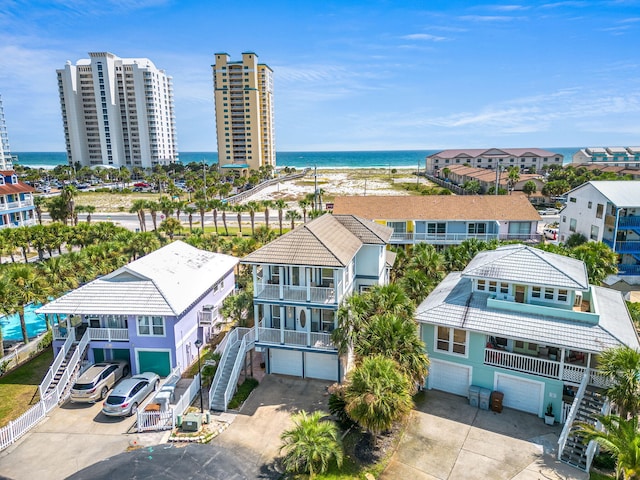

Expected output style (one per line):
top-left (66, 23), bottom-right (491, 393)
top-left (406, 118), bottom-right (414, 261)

top-left (490, 391), bottom-right (504, 413)
top-left (479, 388), bottom-right (491, 410)
top-left (155, 391), bottom-right (172, 411)
top-left (468, 385), bottom-right (480, 408)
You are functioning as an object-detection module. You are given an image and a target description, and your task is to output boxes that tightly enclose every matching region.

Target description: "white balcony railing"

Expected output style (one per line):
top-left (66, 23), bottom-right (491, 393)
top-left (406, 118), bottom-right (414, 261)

top-left (485, 349), bottom-right (560, 378)
top-left (52, 326), bottom-right (129, 342)
top-left (390, 232), bottom-right (541, 244)
top-left (485, 348), bottom-right (611, 388)
top-left (254, 281), bottom-right (339, 304)
top-left (256, 324), bottom-right (335, 350)
top-left (0, 198), bottom-right (33, 211)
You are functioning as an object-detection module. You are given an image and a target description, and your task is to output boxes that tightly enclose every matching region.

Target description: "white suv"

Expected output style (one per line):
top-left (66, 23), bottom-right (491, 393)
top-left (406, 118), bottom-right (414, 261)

top-left (70, 361), bottom-right (130, 403)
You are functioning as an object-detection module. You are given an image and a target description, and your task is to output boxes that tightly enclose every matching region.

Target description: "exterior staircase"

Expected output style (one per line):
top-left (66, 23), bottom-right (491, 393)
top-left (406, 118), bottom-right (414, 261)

top-left (559, 387), bottom-right (607, 471)
top-left (209, 328), bottom-right (255, 412)
top-left (43, 346), bottom-right (81, 397)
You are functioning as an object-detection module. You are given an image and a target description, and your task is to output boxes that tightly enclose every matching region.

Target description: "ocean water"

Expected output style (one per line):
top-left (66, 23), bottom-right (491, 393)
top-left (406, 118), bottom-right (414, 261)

top-left (13, 148), bottom-right (580, 170)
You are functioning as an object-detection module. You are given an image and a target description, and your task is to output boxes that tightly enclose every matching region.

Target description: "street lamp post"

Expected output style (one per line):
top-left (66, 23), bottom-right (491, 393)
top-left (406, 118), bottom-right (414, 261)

top-left (194, 338), bottom-right (204, 414)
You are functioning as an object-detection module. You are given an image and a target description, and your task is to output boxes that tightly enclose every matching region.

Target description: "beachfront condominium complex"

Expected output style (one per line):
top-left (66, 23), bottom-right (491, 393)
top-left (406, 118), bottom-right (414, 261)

top-left (425, 148), bottom-right (563, 175)
top-left (0, 95), bottom-right (14, 170)
top-left (212, 52), bottom-right (275, 175)
top-left (57, 52), bottom-right (178, 169)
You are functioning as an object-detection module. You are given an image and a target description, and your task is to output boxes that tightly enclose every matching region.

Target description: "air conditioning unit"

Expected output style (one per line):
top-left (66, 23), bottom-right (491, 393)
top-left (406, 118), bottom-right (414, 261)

top-left (182, 413), bottom-right (202, 432)
top-left (198, 307), bottom-right (217, 326)
top-left (202, 305), bottom-right (214, 311)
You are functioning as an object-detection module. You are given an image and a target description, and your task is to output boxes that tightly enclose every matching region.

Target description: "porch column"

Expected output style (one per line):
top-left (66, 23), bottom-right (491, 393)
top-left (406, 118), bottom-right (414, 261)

top-left (254, 307), bottom-right (259, 342)
top-left (252, 266), bottom-right (257, 298)
top-left (278, 266), bottom-right (284, 300)
top-left (559, 348), bottom-right (566, 381)
top-left (280, 306), bottom-right (285, 344)
top-left (306, 268), bottom-right (311, 302)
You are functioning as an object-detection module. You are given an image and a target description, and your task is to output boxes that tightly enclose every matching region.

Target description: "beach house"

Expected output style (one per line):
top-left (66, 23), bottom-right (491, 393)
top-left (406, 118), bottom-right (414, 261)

top-left (425, 148), bottom-right (564, 175)
top-left (332, 195), bottom-right (541, 246)
top-left (573, 147), bottom-right (640, 168)
top-left (207, 214), bottom-right (393, 411)
top-left (416, 244), bottom-right (639, 470)
top-left (558, 181), bottom-right (640, 278)
top-left (38, 241), bottom-right (238, 377)
top-left (0, 170), bottom-right (36, 229)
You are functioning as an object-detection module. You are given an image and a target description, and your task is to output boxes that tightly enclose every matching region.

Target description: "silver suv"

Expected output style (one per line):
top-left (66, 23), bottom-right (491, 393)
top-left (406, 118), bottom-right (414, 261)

top-left (70, 361), bottom-right (130, 403)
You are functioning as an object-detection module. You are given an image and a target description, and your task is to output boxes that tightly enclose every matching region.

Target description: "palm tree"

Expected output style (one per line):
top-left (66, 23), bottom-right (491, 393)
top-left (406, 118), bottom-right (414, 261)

top-left (408, 243), bottom-right (446, 282)
top-left (522, 180), bottom-right (537, 199)
top-left (33, 195), bottom-right (47, 225)
top-left (398, 269), bottom-right (435, 305)
top-left (598, 346), bottom-right (640, 418)
top-left (5, 264), bottom-right (51, 343)
top-left (159, 218), bottom-right (182, 241)
top-left (344, 355), bottom-right (413, 444)
top-left (280, 410), bottom-right (343, 478)
top-left (129, 199), bottom-right (148, 232)
top-left (183, 205), bottom-right (197, 233)
top-left (354, 313), bottom-right (429, 386)
top-left (507, 166), bottom-right (520, 193)
top-left (76, 204), bottom-right (96, 224)
top-left (210, 199), bottom-right (224, 234)
top-left (286, 209), bottom-right (301, 230)
top-left (571, 241), bottom-right (618, 285)
top-left (146, 200), bottom-right (160, 231)
top-left (298, 198), bottom-right (310, 223)
top-left (195, 198), bottom-right (209, 231)
top-left (125, 232), bottom-right (161, 261)
top-left (233, 204), bottom-right (246, 234)
top-left (577, 414), bottom-right (640, 480)
top-left (245, 201), bottom-right (261, 236)
top-left (61, 184), bottom-right (78, 225)
top-left (274, 199), bottom-right (287, 235)
top-left (173, 200), bottom-right (187, 222)
top-left (262, 200), bottom-right (274, 231)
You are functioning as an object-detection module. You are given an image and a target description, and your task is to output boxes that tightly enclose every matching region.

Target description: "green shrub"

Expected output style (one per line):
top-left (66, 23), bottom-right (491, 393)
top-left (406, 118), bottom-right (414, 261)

top-left (228, 377), bottom-right (259, 409)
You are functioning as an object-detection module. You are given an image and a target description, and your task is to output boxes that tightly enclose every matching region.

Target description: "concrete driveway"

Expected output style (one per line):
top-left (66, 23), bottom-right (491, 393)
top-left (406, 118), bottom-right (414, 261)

top-left (0, 399), bottom-right (164, 480)
top-left (382, 389), bottom-right (589, 480)
top-left (213, 375), bottom-right (333, 472)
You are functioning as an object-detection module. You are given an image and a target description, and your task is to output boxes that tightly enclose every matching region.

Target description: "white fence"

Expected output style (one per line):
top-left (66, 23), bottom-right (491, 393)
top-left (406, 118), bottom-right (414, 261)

top-left (0, 332), bottom-right (51, 376)
top-left (136, 371), bottom-right (202, 433)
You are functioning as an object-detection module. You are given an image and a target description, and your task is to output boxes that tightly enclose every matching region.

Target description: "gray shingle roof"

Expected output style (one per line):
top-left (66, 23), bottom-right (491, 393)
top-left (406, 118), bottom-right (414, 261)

top-left (241, 214), bottom-right (392, 267)
top-left (416, 273), bottom-right (640, 353)
top-left (462, 245), bottom-right (589, 290)
top-left (37, 241), bottom-right (238, 317)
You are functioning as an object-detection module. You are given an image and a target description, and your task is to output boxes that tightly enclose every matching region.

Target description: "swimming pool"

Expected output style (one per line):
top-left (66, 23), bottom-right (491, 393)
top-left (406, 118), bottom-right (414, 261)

top-left (0, 304), bottom-right (51, 342)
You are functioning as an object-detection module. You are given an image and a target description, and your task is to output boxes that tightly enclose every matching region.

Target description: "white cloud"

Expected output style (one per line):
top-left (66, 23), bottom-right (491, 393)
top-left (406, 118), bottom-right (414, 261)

top-left (458, 15), bottom-right (520, 22)
top-left (401, 33), bottom-right (447, 41)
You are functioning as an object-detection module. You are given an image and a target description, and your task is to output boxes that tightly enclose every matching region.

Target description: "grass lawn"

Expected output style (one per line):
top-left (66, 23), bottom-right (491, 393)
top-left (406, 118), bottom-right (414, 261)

top-left (590, 473), bottom-right (614, 480)
top-left (0, 347), bottom-right (54, 427)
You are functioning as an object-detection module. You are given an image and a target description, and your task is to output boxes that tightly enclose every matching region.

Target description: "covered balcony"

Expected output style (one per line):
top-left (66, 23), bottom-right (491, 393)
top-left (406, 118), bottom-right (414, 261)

top-left (254, 281), bottom-right (341, 305)
top-left (52, 314), bottom-right (129, 342)
top-left (484, 337), bottom-right (607, 388)
top-left (255, 320), bottom-right (336, 351)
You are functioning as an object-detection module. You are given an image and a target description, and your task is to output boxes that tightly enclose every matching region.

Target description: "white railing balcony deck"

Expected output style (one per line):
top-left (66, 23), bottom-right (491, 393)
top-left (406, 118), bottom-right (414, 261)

top-left (0, 198), bottom-right (33, 210)
top-left (254, 281), bottom-right (339, 304)
top-left (390, 232), bottom-right (541, 244)
top-left (484, 348), bottom-right (610, 387)
top-left (256, 325), bottom-right (336, 351)
top-left (52, 326), bottom-right (129, 342)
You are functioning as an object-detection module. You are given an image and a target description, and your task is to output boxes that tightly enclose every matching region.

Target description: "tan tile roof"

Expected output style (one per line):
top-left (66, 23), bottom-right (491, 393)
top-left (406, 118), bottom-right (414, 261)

top-left (332, 195), bottom-right (541, 221)
top-left (429, 148), bottom-right (561, 159)
top-left (241, 214), bottom-right (392, 267)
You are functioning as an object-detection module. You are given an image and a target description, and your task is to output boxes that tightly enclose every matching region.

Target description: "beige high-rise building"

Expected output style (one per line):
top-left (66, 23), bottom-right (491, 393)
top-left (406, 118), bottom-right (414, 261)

top-left (57, 52), bottom-right (178, 169)
top-left (212, 52), bottom-right (275, 174)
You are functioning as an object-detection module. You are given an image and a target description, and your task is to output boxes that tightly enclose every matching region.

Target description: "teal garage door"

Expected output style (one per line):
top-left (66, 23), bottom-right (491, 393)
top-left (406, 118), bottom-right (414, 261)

top-left (137, 350), bottom-right (171, 377)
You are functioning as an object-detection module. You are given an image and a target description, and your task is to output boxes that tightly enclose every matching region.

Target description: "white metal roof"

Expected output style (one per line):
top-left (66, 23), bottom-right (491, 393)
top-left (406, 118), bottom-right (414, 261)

top-left (416, 273), bottom-right (640, 353)
top-left (37, 241), bottom-right (238, 317)
top-left (462, 245), bottom-right (589, 290)
top-left (582, 181), bottom-right (640, 208)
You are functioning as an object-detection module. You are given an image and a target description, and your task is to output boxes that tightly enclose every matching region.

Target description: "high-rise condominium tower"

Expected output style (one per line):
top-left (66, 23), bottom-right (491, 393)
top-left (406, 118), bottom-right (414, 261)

top-left (212, 52), bottom-right (275, 174)
top-left (0, 95), bottom-right (14, 170)
top-left (57, 52), bottom-right (178, 169)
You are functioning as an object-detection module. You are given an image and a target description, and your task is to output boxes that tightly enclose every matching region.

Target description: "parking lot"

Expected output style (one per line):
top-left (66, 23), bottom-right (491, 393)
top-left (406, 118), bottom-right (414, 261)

top-left (0, 398), bottom-right (165, 480)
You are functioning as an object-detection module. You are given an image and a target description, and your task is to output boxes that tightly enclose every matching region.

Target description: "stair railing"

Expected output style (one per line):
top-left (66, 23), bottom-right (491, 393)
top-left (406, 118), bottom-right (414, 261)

top-left (585, 399), bottom-right (611, 472)
top-left (54, 331), bottom-right (90, 402)
top-left (39, 327), bottom-right (76, 398)
top-left (208, 328), bottom-right (239, 408)
top-left (223, 334), bottom-right (248, 410)
top-left (558, 367), bottom-right (590, 458)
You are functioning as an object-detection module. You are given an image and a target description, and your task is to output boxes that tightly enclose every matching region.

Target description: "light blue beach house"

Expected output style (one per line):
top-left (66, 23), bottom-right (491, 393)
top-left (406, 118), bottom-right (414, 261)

top-left (416, 244), bottom-right (640, 471)
top-left (0, 170), bottom-right (36, 229)
top-left (39, 241), bottom-right (238, 378)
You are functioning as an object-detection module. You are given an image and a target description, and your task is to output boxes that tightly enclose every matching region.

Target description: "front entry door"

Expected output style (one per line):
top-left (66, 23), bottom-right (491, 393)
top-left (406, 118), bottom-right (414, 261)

top-left (297, 309), bottom-right (307, 331)
top-left (515, 285), bottom-right (525, 303)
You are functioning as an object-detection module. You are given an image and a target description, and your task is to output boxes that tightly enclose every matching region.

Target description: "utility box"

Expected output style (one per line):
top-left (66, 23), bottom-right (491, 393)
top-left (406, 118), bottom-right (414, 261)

top-left (468, 385), bottom-right (480, 408)
top-left (490, 391), bottom-right (504, 413)
top-left (479, 388), bottom-right (491, 410)
top-left (182, 413), bottom-right (202, 432)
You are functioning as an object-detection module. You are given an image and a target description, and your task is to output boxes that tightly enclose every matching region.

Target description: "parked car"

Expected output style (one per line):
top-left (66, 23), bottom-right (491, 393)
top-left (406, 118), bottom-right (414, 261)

top-left (70, 361), bottom-right (130, 403)
top-left (539, 208), bottom-right (560, 216)
top-left (543, 227), bottom-right (559, 240)
top-left (101, 372), bottom-right (160, 417)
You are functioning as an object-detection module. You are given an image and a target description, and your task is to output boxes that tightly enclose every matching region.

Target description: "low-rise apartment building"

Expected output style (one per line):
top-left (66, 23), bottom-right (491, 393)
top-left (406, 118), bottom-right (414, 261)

top-left (426, 148), bottom-right (563, 175)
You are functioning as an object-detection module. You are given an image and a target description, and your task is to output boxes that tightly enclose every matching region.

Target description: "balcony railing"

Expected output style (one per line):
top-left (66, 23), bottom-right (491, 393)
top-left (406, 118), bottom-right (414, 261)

top-left (254, 282), bottom-right (339, 304)
top-left (389, 232), bottom-right (541, 244)
top-left (484, 348), bottom-right (610, 387)
top-left (617, 264), bottom-right (640, 276)
top-left (602, 238), bottom-right (640, 254)
top-left (618, 215), bottom-right (640, 228)
top-left (53, 326), bottom-right (129, 342)
top-left (256, 324), bottom-right (335, 351)
top-left (0, 198), bottom-right (34, 211)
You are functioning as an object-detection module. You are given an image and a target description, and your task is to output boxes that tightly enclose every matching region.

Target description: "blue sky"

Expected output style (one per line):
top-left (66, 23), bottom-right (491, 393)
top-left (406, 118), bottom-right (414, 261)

top-left (1, 0), bottom-right (639, 152)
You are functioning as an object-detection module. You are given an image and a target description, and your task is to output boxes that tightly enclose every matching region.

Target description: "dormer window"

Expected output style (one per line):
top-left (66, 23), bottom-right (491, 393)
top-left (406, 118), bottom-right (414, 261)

top-left (11, 175), bottom-right (17, 184)
top-left (0, 177), bottom-right (4, 186)
top-left (488, 281), bottom-right (497, 293)
top-left (532, 286), bottom-right (541, 298)
top-left (500, 283), bottom-right (509, 294)
top-left (558, 289), bottom-right (568, 302)
top-left (477, 279), bottom-right (486, 291)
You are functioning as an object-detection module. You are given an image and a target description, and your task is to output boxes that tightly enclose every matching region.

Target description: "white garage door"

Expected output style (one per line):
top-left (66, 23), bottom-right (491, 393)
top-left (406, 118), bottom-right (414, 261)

top-left (304, 352), bottom-right (339, 381)
top-left (429, 359), bottom-right (471, 396)
top-left (495, 373), bottom-right (543, 415)
top-left (270, 349), bottom-right (303, 377)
